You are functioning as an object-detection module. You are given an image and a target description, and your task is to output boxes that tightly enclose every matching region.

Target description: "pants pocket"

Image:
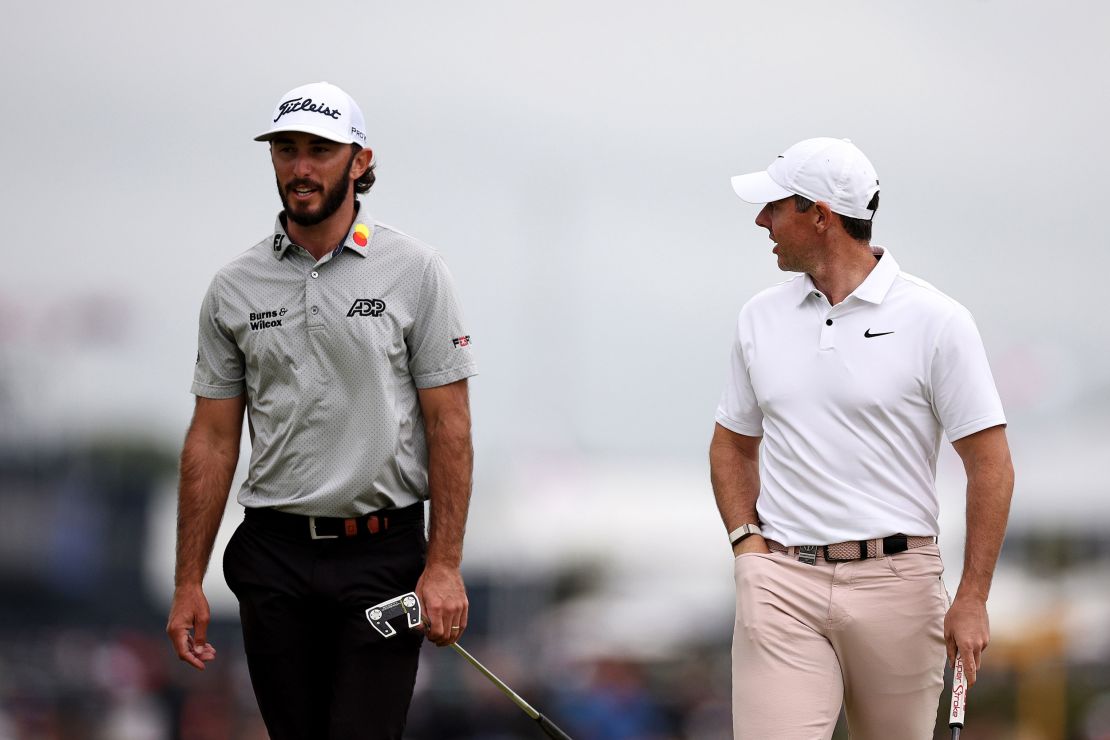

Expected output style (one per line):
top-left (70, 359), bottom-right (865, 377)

top-left (222, 521), bottom-right (245, 596)
top-left (885, 545), bottom-right (944, 581)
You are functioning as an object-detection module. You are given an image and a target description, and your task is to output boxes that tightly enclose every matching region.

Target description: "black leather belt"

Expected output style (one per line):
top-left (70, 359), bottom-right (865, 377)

top-left (244, 502), bottom-right (424, 540)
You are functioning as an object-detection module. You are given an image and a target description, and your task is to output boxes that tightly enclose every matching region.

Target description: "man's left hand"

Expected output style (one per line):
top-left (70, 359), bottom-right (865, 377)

top-left (416, 564), bottom-right (468, 646)
top-left (944, 594), bottom-right (990, 687)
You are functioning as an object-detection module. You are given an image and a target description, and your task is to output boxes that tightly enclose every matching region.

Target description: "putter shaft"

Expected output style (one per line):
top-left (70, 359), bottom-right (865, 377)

top-left (450, 642), bottom-right (573, 740)
top-left (450, 642), bottom-right (540, 720)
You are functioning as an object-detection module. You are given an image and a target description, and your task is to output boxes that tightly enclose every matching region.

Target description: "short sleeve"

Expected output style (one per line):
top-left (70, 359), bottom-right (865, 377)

top-left (190, 275), bottom-right (246, 399)
top-left (930, 308), bottom-right (1006, 441)
top-left (714, 315), bottom-right (764, 436)
top-left (406, 254), bottom-right (478, 389)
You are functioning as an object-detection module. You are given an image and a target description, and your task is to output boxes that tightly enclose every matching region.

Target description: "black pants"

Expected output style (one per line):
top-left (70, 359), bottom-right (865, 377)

top-left (223, 506), bottom-right (426, 740)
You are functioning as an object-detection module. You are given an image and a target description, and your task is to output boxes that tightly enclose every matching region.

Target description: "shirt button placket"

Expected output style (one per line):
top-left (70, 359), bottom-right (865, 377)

top-left (307, 268), bottom-right (323, 327)
top-left (820, 315), bottom-right (836, 349)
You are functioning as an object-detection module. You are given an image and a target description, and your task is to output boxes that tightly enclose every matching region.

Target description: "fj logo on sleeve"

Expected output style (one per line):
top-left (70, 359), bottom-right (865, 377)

top-left (347, 299), bottom-right (386, 317)
top-left (452, 336), bottom-right (471, 347)
top-left (864, 329), bottom-right (894, 338)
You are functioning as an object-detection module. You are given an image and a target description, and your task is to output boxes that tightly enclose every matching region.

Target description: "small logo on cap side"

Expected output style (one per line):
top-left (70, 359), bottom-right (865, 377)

top-left (274, 97), bottom-right (342, 123)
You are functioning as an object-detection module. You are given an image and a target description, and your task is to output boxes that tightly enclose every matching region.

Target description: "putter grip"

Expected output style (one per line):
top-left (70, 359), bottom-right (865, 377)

top-left (537, 713), bottom-right (573, 740)
top-left (949, 656), bottom-right (967, 729)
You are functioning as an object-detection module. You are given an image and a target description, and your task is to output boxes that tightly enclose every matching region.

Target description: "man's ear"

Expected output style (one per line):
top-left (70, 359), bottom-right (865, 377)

top-left (352, 147), bottom-right (374, 178)
top-left (812, 201), bottom-right (834, 234)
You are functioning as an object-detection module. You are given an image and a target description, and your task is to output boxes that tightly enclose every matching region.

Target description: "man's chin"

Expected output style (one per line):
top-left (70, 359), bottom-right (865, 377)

top-left (285, 203), bottom-right (327, 227)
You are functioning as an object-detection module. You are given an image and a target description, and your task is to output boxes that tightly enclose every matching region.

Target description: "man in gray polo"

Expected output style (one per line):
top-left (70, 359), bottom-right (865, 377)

top-left (166, 81), bottom-right (477, 740)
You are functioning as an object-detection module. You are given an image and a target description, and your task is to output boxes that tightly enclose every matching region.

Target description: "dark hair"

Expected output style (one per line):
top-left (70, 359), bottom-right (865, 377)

top-left (793, 193), bottom-right (878, 242)
top-left (351, 144), bottom-right (376, 194)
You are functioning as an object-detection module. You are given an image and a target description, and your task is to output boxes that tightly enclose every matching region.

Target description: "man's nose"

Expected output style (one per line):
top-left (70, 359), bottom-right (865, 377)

top-left (754, 203), bottom-right (772, 230)
top-left (292, 154), bottom-right (313, 178)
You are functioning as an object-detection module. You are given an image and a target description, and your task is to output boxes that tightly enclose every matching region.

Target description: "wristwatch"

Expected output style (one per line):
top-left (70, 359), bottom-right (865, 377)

top-left (729, 523), bottom-right (763, 546)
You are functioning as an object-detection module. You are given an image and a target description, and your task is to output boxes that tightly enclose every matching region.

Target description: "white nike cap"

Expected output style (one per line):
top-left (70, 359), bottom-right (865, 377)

top-left (730, 137), bottom-right (880, 220)
top-left (254, 81), bottom-right (368, 148)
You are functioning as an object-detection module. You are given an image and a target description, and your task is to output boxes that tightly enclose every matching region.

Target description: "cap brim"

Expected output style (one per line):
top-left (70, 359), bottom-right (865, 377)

top-left (254, 124), bottom-right (358, 146)
top-left (730, 171), bottom-right (793, 204)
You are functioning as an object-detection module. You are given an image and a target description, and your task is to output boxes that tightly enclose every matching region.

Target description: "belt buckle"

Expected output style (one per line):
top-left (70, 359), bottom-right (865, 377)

top-left (309, 516), bottom-right (338, 540)
top-left (798, 545), bottom-right (818, 566)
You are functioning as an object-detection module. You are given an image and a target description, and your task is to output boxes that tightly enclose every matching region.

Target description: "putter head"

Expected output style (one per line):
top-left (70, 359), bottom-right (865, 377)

top-left (365, 592), bottom-right (421, 638)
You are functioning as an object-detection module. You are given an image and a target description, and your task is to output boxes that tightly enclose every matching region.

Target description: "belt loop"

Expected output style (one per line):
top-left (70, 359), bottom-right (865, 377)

top-left (871, 538), bottom-right (883, 560)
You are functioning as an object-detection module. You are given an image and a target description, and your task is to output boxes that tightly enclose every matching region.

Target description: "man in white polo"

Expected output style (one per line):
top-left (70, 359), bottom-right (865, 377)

top-left (710, 137), bottom-right (1014, 738)
top-left (166, 81), bottom-right (477, 739)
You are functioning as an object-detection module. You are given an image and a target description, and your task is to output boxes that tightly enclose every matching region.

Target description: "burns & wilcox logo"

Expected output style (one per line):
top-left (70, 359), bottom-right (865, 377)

top-left (347, 299), bottom-right (386, 317)
top-left (274, 97), bottom-right (342, 123)
top-left (250, 307), bottom-right (287, 331)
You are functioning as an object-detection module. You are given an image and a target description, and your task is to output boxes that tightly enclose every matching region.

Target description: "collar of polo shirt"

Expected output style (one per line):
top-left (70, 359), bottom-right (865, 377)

top-left (795, 247), bottom-right (899, 307)
top-left (272, 200), bottom-right (375, 261)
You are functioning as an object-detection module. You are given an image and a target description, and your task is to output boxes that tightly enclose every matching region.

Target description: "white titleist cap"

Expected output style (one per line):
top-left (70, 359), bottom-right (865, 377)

top-left (730, 137), bottom-right (880, 220)
top-left (254, 81), bottom-right (368, 148)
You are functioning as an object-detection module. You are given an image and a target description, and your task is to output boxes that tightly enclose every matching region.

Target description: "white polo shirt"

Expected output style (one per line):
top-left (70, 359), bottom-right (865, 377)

top-left (715, 248), bottom-right (1005, 546)
top-left (191, 202), bottom-right (477, 517)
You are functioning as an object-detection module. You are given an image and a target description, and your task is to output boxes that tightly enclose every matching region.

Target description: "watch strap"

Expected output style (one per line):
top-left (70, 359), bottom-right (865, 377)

top-left (729, 523), bottom-right (763, 545)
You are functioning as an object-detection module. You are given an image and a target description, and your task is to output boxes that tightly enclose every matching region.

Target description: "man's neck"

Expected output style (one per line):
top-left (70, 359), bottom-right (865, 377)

top-left (286, 199), bottom-right (358, 261)
top-left (809, 242), bottom-right (878, 306)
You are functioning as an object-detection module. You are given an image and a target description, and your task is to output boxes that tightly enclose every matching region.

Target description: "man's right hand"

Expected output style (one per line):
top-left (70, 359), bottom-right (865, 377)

top-left (167, 584), bottom-right (218, 671)
top-left (732, 534), bottom-right (771, 557)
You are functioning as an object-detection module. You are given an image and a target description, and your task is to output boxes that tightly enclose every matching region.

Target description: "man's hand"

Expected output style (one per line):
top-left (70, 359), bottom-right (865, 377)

top-left (167, 584), bottom-right (218, 670)
top-left (732, 534), bottom-right (771, 557)
top-left (944, 594), bottom-right (990, 687)
top-left (416, 564), bottom-right (468, 647)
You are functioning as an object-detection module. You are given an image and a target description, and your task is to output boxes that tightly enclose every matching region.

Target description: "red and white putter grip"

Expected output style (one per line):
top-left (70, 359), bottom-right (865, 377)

top-left (949, 656), bottom-right (967, 736)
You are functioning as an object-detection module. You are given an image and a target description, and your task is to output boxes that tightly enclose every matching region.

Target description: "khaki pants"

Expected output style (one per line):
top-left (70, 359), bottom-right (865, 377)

top-left (732, 545), bottom-right (948, 739)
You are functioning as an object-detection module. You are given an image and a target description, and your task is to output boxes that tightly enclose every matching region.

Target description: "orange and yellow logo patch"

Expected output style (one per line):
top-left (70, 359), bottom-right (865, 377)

top-left (353, 223), bottom-right (370, 247)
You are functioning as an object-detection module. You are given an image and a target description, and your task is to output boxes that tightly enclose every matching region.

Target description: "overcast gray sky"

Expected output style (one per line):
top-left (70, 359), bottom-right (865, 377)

top-left (3, 1), bottom-right (1108, 527)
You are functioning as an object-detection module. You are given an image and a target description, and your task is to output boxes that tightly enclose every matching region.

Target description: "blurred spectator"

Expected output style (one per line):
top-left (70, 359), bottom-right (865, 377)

top-left (554, 657), bottom-right (674, 740)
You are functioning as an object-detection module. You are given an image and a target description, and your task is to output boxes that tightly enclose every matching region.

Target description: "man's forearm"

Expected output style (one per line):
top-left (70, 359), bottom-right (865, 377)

top-left (175, 430), bottom-right (240, 587)
top-left (424, 408), bottom-right (473, 569)
top-left (958, 452), bottom-right (1014, 601)
top-left (952, 426), bottom-right (1014, 601)
top-left (709, 424), bottom-right (762, 531)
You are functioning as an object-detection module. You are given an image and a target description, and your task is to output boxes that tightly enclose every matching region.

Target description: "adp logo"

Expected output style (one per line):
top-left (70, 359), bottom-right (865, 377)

top-left (347, 298), bottom-right (386, 317)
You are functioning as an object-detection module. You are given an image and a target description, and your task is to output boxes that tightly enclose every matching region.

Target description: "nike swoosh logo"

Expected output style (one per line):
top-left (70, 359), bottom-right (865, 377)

top-left (864, 329), bottom-right (894, 338)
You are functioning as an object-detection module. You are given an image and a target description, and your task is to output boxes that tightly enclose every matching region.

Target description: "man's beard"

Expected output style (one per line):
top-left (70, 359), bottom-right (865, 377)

top-left (277, 152), bottom-right (357, 227)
